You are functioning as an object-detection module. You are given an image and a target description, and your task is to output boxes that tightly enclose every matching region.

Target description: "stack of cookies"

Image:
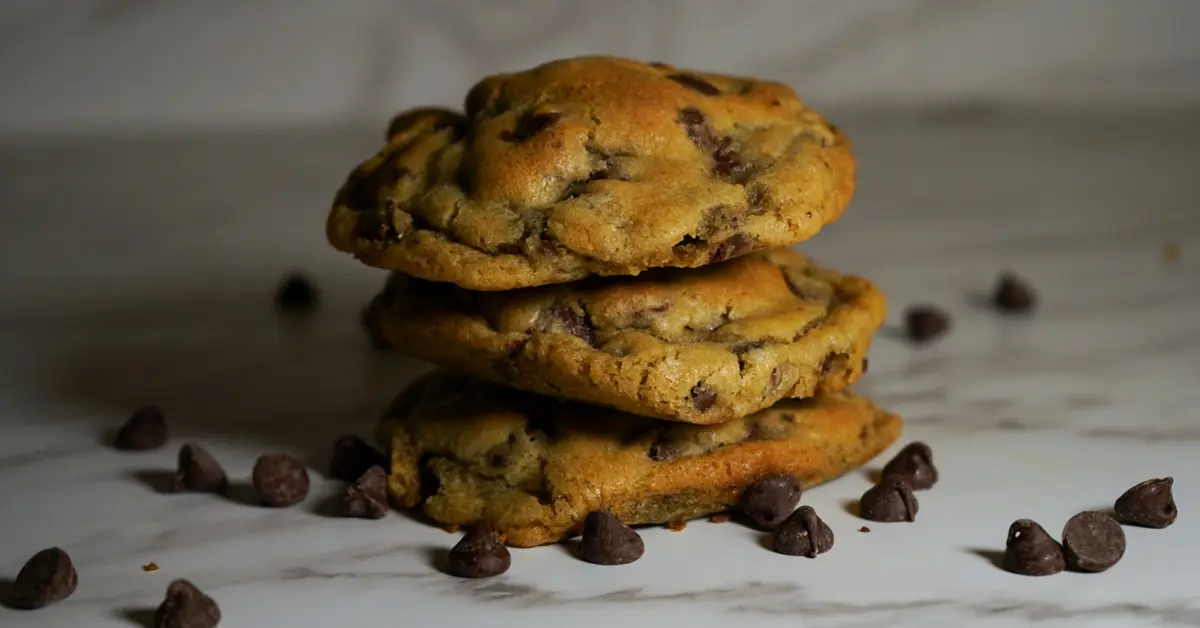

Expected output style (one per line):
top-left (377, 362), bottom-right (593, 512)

top-left (326, 57), bottom-right (901, 548)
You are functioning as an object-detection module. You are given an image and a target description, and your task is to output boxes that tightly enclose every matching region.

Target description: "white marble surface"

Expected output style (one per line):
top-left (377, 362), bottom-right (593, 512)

top-left (2, 0), bottom-right (1200, 135)
top-left (0, 112), bottom-right (1198, 627)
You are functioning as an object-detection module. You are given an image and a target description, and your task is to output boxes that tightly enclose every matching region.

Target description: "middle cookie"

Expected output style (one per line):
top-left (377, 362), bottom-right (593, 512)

top-left (365, 248), bottom-right (885, 424)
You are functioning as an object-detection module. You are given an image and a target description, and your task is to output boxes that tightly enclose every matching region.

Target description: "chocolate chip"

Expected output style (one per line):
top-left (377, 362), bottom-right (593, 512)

top-left (992, 272), bottom-right (1036, 313)
top-left (173, 443), bottom-right (228, 494)
top-left (501, 111), bottom-right (562, 143)
top-left (772, 506), bottom-right (834, 557)
top-left (689, 383), bottom-right (717, 412)
top-left (746, 185), bottom-right (768, 211)
top-left (667, 74), bottom-right (721, 95)
top-left (329, 435), bottom-right (387, 482)
top-left (153, 579), bottom-right (220, 628)
top-left (545, 302), bottom-right (595, 345)
top-left (880, 442), bottom-right (938, 490)
top-left (275, 272), bottom-right (318, 312)
top-left (904, 306), bottom-right (950, 343)
top-left (859, 475), bottom-right (918, 522)
top-left (447, 522), bottom-right (511, 578)
top-left (1062, 511), bottom-right (1125, 572)
top-left (114, 405), bottom-right (168, 451)
top-left (647, 438), bottom-right (686, 462)
top-left (1114, 477), bottom-right (1177, 528)
top-left (712, 138), bottom-right (750, 184)
top-left (252, 453), bottom-right (310, 507)
top-left (8, 547), bottom-right (77, 609)
top-left (678, 107), bottom-right (713, 148)
top-left (580, 510), bottom-right (645, 565)
top-left (858, 526), bottom-right (871, 533)
top-left (1003, 519), bottom-right (1065, 576)
top-left (740, 474), bottom-right (803, 529)
top-left (711, 233), bottom-right (754, 263)
top-left (343, 465), bottom-right (389, 519)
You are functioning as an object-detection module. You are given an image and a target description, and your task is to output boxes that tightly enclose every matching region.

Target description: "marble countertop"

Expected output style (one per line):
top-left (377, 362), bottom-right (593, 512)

top-left (0, 113), bottom-right (1197, 627)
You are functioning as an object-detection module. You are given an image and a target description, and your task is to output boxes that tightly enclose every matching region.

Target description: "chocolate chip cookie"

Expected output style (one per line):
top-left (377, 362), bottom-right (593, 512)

top-left (378, 370), bottom-right (901, 547)
top-left (365, 248), bottom-right (882, 423)
top-left (327, 56), bottom-right (855, 290)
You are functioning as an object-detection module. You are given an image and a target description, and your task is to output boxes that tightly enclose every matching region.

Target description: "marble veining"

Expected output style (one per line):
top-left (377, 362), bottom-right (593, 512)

top-left (0, 115), bottom-right (1198, 627)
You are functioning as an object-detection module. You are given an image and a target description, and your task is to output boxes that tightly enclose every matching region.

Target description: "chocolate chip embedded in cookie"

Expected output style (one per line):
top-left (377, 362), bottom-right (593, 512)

top-left (378, 370), bottom-right (901, 547)
top-left (365, 248), bottom-right (883, 423)
top-left (327, 56), bottom-right (855, 290)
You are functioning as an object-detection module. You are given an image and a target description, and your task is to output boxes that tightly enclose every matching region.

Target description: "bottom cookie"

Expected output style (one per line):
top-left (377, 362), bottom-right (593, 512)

top-left (379, 371), bottom-right (901, 547)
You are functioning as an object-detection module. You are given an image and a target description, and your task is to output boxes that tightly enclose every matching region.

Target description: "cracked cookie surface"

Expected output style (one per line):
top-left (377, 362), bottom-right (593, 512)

top-left (327, 56), bottom-right (855, 290)
top-left (365, 248), bottom-right (884, 424)
top-left (379, 370), bottom-right (901, 547)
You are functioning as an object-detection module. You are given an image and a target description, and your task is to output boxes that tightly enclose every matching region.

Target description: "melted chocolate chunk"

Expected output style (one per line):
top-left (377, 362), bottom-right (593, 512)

top-left (667, 74), bottom-right (721, 95)
top-left (689, 383), bottom-right (717, 412)
top-left (502, 112), bottom-right (562, 143)
top-left (711, 233), bottom-right (754, 262)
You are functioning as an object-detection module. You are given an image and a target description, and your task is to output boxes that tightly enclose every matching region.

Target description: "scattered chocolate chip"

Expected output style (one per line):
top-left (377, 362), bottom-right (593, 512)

top-left (173, 443), bottom-right (228, 494)
top-left (1003, 519), bottom-right (1065, 576)
top-left (545, 302), bottom-right (595, 345)
top-left (329, 435), bottom-right (388, 482)
top-left (501, 111), bottom-right (562, 143)
top-left (143, 562), bottom-right (159, 572)
top-left (690, 384), bottom-right (717, 412)
top-left (343, 465), bottom-right (389, 519)
top-left (580, 510), bottom-right (644, 565)
top-left (1062, 511), bottom-right (1125, 573)
top-left (667, 74), bottom-right (721, 95)
top-left (904, 306), bottom-right (950, 343)
top-left (154, 579), bottom-right (220, 628)
top-left (711, 233), bottom-right (754, 262)
top-left (859, 475), bottom-right (918, 522)
top-left (252, 453), bottom-right (310, 507)
top-left (8, 547), bottom-right (77, 609)
top-left (992, 272), bottom-right (1036, 313)
top-left (858, 526), bottom-right (871, 533)
top-left (275, 272), bottom-right (318, 312)
top-left (1114, 477), bottom-right (1177, 528)
top-left (772, 506), bottom-right (834, 557)
top-left (114, 405), bottom-right (168, 451)
top-left (740, 474), bottom-right (803, 529)
top-left (447, 522), bottom-right (511, 578)
top-left (880, 442), bottom-right (938, 490)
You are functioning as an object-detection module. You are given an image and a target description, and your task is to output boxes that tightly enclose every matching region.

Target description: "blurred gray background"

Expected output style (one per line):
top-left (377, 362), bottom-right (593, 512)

top-left (1, 0), bottom-right (1199, 137)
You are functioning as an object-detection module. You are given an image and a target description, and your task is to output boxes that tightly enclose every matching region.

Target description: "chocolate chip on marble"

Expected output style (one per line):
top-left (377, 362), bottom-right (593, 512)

top-left (153, 579), bottom-right (220, 628)
top-left (580, 510), bottom-right (644, 566)
top-left (1003, 519), bottom-right (1065, 576)
top-left (880, 442), bottom-right (938, 490)
top-left (8, 548), bottom-right (77, 610)
top-left (173, 443), bottom-right (228, 494)
top-left (858, 526), bottom-right (871, 533)
top-left (501, 111), bottom-right (562, 143)
top-left (329, 435), bottom-right (388, 482)
top-left (667, 74), bottom-right (721, 95)
top-left (275, 272), bottom-right (318, 313)
top-left (689, 384), bottom-right (718, 412)
top-left (1062, 511), bottom-right (1125, 572)
top-left (772, 506), bottom-right (834, 558)
top-left (740, 474), bottom-right (803, 529)
top-left (343, 465), bottom-right (389, 519)
top-left (992, 272), bottom-right (1036, 313)
top-left (447, 522), bottom-right (511, 578)
top-left (711, 233), bottom-right (754, 262)
top-left (859, 475), bottom-right (918, 522)
top-left (252, 453), bottom-right (310, 507)
top-left (1114, 477), bottom-right (1177, 528)
top-left (114, 405), bottom-right (168, 451)
top-left (904, 306), bottom-right (950, 343)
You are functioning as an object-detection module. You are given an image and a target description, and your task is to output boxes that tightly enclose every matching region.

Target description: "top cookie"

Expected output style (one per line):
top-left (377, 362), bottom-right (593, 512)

top-left (327, 56), bottom-right (855, 290)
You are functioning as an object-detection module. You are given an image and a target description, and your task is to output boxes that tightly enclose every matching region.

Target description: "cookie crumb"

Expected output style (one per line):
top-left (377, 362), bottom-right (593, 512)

top-left (666, 521), bottom-right (688, 532)
top-left (142, 562), bottom-right (159, 572)
top-left (709, 514), bottom-right (731, 524)
top-left (858, 526), bottom-right (871, 533)
top-left (444, 524), bottom-right (461, 534)
top-left (1164, 241), bottom-right (1182, 265)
